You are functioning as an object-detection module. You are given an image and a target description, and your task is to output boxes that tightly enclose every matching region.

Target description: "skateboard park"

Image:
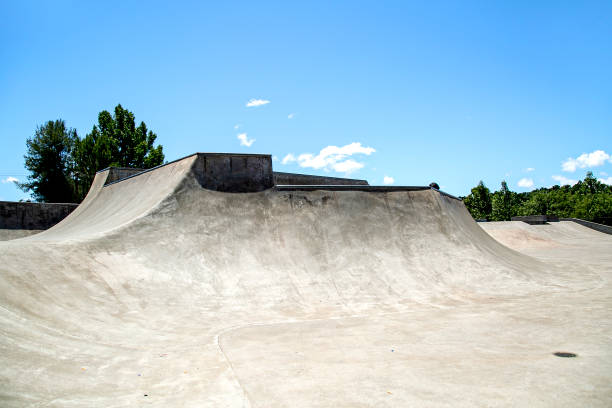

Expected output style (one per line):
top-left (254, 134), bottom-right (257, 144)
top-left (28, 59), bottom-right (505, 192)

top-left (0, 152), bottom-right (610, 407)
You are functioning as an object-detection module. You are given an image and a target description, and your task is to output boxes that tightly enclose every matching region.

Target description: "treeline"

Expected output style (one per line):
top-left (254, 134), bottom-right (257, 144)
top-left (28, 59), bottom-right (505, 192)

top-left (20, 104), bottom-right (164, 203)
top-left (462, 173), bottom-right (612, 225)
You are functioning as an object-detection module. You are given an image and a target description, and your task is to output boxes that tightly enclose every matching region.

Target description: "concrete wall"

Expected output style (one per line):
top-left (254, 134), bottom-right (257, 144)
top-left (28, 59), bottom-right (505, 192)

top-left (0, 201), bottom-right (78, 230)
top-left (104, 167), bottom-right (145, 185)
top-left (273, 172), bottom-right (369, 186)
top-left (192, 153), bottom-right (274, 192)
top-left (561, 218), bottom-right (612, 235)
top-left (511, 215), bottom-right (558, 225)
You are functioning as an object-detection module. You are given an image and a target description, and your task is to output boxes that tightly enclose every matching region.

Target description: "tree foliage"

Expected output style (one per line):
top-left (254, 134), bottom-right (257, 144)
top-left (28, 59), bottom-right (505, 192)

top-left (463, 181), bottom-right (492, 220)
top-left (21, 105), bottom-right (164, 203)
top-left (19, 120), bottom-right (78, 202)
top-left (462, 173), bottom-right (612, 225)
top-left (73, 105), bottom-right (164, 198)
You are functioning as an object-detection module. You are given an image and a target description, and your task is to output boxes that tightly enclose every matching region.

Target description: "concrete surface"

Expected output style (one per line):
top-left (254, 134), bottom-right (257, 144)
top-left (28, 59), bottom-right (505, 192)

top-left (0, 154), bottom-right (611, 407)
top-left (0, 229), bottom-right (43, 241)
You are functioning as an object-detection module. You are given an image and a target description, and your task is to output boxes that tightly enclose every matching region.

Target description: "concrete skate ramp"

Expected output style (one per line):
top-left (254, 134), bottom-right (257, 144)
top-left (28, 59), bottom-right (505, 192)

top-left (1, 155), bottom-right (611, 407)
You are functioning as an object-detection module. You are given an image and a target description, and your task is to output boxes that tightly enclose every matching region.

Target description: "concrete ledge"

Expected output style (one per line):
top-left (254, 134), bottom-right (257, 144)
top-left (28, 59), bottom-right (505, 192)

top-left (561, 218), bottom-right (612, 235)
top-left (273, 172), bottom-right (368, 186)
top-left (274, 185), bottom-right (430, 192)
top-left (274, 185), bottom-right (462, 200)
top-left (511, 215), bottom-right (559, 225)
top-left (0, 201), bottom-right (78, 230)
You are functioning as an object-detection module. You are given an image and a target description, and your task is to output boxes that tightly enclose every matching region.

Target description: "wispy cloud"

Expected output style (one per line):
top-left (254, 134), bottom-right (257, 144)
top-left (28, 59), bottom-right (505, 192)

top-left (281, 154), bottom-right (296, 165)
top-left (246, 99), bottom-right (270, 107)
top-left (562, 150), bottom-right (611, 172)
top-left (1, 176), bottom-right (19, 184)
top-left (552, 175), bottom-right (578, 186)
top-left (383, 176), bottom-right (395, 185)
top-left (234, 124), bottom-right (242, 130)
top-left (237, 133), bottom-right (255, 147)
top-left (288, 113), bottom-right (295, 119)
top-left (272, 156), bottom-right (279, 162)
top-left (525, 167), bottom-right (535, 172)
top-left (517, 178), bottom-right (534, 188)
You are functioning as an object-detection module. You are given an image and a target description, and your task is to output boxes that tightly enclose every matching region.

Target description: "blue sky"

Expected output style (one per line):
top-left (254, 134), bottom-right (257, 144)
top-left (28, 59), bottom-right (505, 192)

top-left (1, 1), bottom-right (611, 201)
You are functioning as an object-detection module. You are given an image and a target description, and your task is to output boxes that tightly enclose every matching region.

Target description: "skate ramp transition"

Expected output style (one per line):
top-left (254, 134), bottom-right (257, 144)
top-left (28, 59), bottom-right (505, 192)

top-left (1, 153), bottom-right (611, 407)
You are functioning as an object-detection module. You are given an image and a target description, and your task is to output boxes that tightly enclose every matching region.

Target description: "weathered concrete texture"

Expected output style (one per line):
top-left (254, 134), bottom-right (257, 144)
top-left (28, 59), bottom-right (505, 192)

top-left (0, 201), bottom-right (78, 230)
top-left (0, 154), bottom-right (611, 407)
top-left (0, 229), bottom-right (43, 241)
top-left (273, 171), bottom-right (369, 186)
top-left (192, 153), bottom-right (274, 192)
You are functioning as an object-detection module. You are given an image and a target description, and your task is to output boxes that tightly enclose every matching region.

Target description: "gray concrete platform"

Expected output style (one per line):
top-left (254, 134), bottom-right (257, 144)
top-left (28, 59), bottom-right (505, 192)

top-left (0, 154), bottom-right (610, 407)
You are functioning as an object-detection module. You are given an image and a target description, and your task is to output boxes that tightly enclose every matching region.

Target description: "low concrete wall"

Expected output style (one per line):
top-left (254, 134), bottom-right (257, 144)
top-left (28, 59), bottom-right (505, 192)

top-left (105, 167), bottom-right (145, 184)
top-left (193, 153), bottom-right (274, 192)
top-left (273, 172), bottom-right (369, 186)
top-left (561, 218), bottom-right (612, 235)
top-left (0, 201), bottom-right (78, 230)
top-left (511, 215), bottom-right (558, 225)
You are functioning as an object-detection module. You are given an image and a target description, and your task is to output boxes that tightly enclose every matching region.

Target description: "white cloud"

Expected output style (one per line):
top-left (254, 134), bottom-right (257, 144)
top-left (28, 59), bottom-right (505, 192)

top-left (1, 176), bottom-right (19, 184)
top-left (525, 167), bottom-right (535, 172)
top-left (288, 113), bottom-right (295, 119)
top-left (600, 171), bottom-right (608, 177)
top-left (272, 156), bottom-right (279, 162)
top-left (383, 176), bottom-right (395, 185)
top-left (562, 150), bottom-right (611, 172)
top-left (332, 159), bottom-right (363, 174)
top-left (246, 99), bottom-right (270, 107)
top-left (234, 124), bottom-right (241, 129)
top-left (517, 178), bottom-right (534, 188)
top-left (552, 175), bottom-right (578, 186)
top-left (599, 177), bottom-right (612, 185)
top-left (282, 142), bottom-right (375, 175)
top-left (237, 133), bottom-right (255, 147)
top-left (281, 154), bottom-right (296, 164)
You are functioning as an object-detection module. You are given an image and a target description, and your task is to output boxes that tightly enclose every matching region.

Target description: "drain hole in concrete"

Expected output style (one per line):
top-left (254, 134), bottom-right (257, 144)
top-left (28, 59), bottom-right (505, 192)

top-left (554, 352), bottom-right (577, 358)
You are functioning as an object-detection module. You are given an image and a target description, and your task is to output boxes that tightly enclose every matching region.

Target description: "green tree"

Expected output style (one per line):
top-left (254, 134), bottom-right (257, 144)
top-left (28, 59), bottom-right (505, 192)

top-left (19, 120), bottom-right (78, 202)
top-left (22, 105), bottom-right (165, 202)
top-left (73, 104), bottom-right (164, 200)
top-left (463, 181), bottom-right (492, 220)
top-left (92, 104), bottom-right (164, 169)
top-left (463, 172), bottom-right (612, 226)
top-left (491, 180), bottom-right (517, 221)
top-left (517, 189), bottom-right (550, 216)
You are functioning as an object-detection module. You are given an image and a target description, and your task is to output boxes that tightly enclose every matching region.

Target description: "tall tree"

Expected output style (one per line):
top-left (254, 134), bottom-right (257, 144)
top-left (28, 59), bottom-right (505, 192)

top-left (73, 104), bottom-right (165, 200)
top-left (491, 180), bottom-right (516, 221)
top-left (463, 181), bottom-right (492, 220)
top-left (19, 120), bottom-right (78, 202)
top-left (92, 104), bottom-right (164, 169)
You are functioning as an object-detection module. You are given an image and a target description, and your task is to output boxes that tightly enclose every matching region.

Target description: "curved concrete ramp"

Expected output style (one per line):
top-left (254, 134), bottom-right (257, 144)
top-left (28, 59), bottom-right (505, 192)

top-left (1, 155), bottom-right (611, 407)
